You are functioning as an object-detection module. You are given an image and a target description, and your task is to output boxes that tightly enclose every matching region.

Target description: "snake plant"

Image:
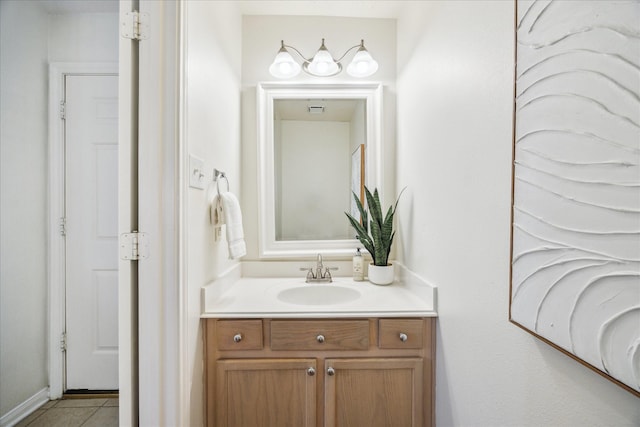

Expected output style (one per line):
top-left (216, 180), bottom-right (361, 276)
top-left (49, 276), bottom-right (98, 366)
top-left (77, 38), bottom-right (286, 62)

top-left (345, 186), bottom-right (404, 266)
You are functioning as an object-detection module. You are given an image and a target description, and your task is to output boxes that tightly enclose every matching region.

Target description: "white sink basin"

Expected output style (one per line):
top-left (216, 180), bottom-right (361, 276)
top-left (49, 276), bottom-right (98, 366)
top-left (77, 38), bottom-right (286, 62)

top-left (277, 285), bottom-right (361, 306)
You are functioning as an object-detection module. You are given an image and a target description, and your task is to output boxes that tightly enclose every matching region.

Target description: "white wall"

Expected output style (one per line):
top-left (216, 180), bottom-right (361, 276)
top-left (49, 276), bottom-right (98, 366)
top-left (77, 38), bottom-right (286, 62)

top-left (279, 120), bottom-right (351, 240)
top-left (241, 15), bottom-right (396, 260)
top-left (183, 2), bottom-right (242, 425)
top-left (48, 12), bottom-right (118, 62)
top-left (0, 1), bottom-right (49, 417)
top-left (0, 3), bottom-right (118, 419)
top-left (395, 1), bottom-right (640, 426)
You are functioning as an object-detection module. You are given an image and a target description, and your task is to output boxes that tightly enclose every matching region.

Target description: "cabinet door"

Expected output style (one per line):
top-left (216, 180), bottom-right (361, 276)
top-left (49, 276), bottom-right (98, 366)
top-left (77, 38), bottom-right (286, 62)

top-left (217, 358), bottom-right (316, 427)
top-left (324, 358), bottom-right (423, 427)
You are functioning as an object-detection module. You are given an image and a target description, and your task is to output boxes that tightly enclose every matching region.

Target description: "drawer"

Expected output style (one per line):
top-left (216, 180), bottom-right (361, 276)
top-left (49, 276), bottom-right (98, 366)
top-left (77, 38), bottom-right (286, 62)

top-left (379, 319), bottom-right (424, 349)
top-left (216, 320), bottom-right (263, 350)
top-left (271, 320), bottom-right (369, 350)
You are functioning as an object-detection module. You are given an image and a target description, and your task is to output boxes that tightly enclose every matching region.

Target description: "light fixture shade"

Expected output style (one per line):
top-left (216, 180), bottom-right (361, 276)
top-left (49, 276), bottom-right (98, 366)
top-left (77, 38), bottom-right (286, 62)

top-left (346, 48), bottom-right (379, 78)
top-left (305, 41), bottom-right (341, 77)
top-left (269, 39), bottom-right (377, 79)
top-left (269, 49), bottom-right (301, 79)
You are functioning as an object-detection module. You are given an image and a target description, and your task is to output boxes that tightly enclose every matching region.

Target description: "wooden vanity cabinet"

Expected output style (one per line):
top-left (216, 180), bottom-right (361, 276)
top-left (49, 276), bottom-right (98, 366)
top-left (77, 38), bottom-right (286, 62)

top-left (216, 358), bottom-right (317, 427)
top-left (324, 357), bottom-right (424, 427)
top-left (205, 318), bottom-right (435, 427)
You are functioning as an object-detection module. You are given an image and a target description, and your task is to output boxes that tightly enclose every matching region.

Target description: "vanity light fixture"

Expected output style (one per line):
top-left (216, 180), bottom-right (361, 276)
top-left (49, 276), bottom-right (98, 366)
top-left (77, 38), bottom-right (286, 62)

top-left (269, 39), bottom-right (379, 79)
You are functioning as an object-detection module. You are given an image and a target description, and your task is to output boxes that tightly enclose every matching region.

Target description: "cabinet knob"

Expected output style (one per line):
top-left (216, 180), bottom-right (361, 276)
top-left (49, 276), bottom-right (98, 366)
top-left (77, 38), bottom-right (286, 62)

top-left (307, 367), bottom-right (316, 376)
top-left (316, 334), bottom-right (325, 343)
top-left (399, 333), bottom-right (408, 342)
top-left (327, 367), bottom-right (335, 376)
top-left (233, 334), bottom-right (242, 343)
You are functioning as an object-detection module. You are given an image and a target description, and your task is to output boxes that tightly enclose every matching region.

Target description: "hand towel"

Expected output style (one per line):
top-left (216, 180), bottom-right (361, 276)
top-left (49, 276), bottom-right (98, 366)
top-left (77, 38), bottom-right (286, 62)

top-left (209, 194), bottom-right (222, 226)
top-left (219, 191), bottom-right (247, 259)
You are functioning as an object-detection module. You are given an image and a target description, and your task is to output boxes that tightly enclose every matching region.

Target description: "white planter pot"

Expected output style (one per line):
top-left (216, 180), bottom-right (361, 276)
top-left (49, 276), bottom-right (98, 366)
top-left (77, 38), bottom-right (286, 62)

top-left (368, 263), bottom-right (395, 286)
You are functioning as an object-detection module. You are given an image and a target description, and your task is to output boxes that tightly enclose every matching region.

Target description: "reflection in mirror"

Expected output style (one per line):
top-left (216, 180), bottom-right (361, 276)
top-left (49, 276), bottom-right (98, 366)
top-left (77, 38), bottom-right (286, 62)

top-left (257, 83), bottom-right (382, 258)
top-left (274, 99), bottom-right (366, 241)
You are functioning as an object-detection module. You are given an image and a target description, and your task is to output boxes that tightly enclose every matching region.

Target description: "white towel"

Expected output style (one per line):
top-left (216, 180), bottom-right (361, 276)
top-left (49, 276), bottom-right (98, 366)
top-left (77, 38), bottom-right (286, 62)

top-left (218, 191), bottom-right (246, 259)
top-left (209, 194), bottom-right (222, 226)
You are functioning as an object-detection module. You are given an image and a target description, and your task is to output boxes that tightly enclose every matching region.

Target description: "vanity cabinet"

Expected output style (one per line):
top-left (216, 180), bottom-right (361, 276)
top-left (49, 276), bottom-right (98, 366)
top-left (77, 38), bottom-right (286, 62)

top-left (216, 358), bottom-right (317, 427)
top-left (324, 357), bottom-right (424, 427)
top-left (205, 318), bottom-right (435, 427)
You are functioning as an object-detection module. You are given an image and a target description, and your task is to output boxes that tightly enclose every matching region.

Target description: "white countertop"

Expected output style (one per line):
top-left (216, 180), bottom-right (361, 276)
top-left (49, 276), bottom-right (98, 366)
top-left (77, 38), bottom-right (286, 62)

top-left (201, 271), bottom-right (437, 319)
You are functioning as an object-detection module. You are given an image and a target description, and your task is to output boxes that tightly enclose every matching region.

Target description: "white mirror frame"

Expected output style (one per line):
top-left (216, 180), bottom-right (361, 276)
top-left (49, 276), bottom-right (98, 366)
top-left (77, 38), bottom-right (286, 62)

top-left (257, 82), bottom-right (383, 259)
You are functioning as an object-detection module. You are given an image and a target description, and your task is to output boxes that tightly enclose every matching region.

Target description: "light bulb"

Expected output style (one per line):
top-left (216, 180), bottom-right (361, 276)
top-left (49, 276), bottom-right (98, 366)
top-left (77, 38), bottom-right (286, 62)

top-left (315, 61), bottom-right (329, 74)
top-left (269, 47), bottom-right (301, 79)
top-left (305, 39), bottom-right (340, 77)
top-left (279, 62), bottom-right (292, 74)
top-left (346, 44), bottom-right (378, 78)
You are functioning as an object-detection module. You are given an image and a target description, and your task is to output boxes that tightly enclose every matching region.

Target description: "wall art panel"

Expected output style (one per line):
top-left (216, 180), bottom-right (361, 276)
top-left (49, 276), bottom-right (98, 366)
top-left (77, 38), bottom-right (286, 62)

top-left (510, 0), bottom-right (640, 396)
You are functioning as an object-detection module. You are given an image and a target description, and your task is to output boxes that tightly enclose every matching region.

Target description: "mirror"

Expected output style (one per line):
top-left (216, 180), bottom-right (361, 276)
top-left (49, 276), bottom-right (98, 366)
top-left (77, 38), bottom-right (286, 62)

top-left (275, 98), bottom-right (365, 241)
top-left (257, 83), bottom-right (383, 258)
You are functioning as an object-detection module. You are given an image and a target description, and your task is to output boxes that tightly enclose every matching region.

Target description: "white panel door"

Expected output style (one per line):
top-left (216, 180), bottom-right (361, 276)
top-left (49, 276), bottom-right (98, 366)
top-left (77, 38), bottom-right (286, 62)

top-left (65, 74), bottom-right (119, 390)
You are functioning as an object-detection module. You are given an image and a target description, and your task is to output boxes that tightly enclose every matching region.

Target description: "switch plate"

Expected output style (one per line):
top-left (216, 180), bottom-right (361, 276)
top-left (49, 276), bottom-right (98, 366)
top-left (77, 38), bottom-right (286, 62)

top-left (189, 155), bottom-right (206, 190)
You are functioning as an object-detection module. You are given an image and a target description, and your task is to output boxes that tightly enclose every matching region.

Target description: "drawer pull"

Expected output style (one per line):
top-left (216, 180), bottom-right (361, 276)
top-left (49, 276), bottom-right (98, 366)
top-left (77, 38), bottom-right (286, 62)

top-left (399, 333), bottom-right (408, 342)
top-left (327, 367), bottom-right (335, 376)
top-left (316, 334), bottom-right (325, 343)
top-left (307, 367), bottom-right (316, 376)
top-left (233, 334), bottom-right (242, 343)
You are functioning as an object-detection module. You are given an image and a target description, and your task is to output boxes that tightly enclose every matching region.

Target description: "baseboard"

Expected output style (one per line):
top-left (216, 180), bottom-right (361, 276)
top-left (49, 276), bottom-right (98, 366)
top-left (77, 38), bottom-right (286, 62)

top-left (0, 387), bottom-right (49, 427)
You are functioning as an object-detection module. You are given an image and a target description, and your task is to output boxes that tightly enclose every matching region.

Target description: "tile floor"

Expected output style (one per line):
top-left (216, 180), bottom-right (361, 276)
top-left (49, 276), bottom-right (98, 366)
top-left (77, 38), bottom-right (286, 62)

top-left (15, 398), bottom-right (118, 427)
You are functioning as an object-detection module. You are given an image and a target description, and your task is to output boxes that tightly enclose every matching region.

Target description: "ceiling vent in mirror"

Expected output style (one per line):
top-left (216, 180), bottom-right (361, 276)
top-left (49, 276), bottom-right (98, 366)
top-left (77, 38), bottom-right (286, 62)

top-left (269, 39), bottom-right (378, 79)
top-left (308, 106), bottom-right (325, 114)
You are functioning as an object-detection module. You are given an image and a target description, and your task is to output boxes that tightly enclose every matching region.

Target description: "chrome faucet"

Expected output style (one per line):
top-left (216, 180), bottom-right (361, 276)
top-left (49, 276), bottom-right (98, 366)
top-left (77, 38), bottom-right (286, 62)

top-left (316, 254), bottom-right (324, 280)
top-left (301, 254), bottom-right (337, 283)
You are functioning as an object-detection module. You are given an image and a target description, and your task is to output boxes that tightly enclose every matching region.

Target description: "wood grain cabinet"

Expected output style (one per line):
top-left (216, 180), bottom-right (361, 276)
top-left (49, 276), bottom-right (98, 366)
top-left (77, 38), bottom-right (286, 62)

top-left (216, 358), bottom-right (317, 427)
top-left (205, 318), bottom-right (435, 427)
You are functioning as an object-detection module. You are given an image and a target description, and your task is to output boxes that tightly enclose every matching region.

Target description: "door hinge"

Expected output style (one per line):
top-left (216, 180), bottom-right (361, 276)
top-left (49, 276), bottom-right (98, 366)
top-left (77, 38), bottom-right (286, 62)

top-left (120, 231), bottom-right (149, 261)
top-left (59, 217), bottom-right (66, 236)
top-left (59, 101), bottom-right (66, 120)
top-left (121, 11), bottom-right (149, 41)
top-left (60, 332), bottom-right (67, 352)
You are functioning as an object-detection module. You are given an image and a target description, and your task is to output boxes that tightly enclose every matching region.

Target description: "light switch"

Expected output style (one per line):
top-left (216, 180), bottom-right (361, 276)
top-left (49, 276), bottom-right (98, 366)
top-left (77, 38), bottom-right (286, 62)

top-left (189, 155), bottom-right (206, 190)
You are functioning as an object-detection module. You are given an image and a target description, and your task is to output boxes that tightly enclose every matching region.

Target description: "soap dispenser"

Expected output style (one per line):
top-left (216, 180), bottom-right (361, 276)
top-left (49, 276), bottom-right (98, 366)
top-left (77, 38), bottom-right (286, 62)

top-left (352, 248), bottom-right (364, 281)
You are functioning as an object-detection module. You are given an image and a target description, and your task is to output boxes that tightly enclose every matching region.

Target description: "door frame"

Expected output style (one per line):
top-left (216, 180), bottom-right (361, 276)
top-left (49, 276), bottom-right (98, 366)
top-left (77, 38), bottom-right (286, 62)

top-left (48, 62), bottom-right (118, 400)
top-left (48, 1), bottom-right (185, 423)
top-left (135, 1), bottom-right (184, 424)
top-left (121, 1), bottom-right (185, 425)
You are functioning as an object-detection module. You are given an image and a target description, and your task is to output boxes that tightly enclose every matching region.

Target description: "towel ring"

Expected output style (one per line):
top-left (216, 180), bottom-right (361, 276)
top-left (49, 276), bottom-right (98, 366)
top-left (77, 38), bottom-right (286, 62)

top-left (214, 168), bottom-right (230, 195)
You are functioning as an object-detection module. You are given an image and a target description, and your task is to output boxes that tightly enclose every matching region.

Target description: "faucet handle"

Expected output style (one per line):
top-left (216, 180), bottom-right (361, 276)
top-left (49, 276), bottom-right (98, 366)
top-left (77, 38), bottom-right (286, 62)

top-left (301, 267), bottom-right (315, 282)
top-left (323, 267), bottom-right (334, 282)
